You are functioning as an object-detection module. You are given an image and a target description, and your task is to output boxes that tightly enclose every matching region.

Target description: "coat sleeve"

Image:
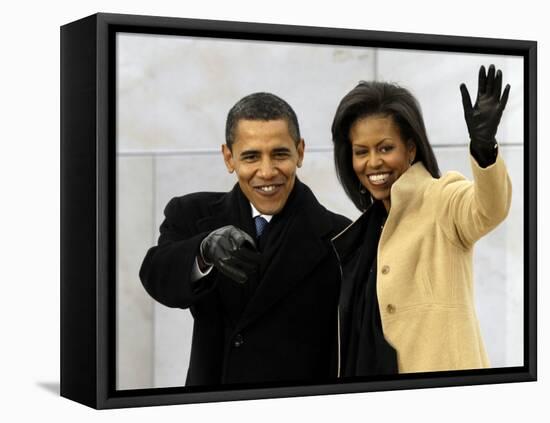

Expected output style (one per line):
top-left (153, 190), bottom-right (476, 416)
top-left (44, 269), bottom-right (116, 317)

top-left (139, 197), bottom-right (217, 309)
top-left (435, 151), bottom-right (512, 249)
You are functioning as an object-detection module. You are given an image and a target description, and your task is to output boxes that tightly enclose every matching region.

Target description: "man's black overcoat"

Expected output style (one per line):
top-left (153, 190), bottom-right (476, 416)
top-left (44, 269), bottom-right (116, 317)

top-left (139, 180), bottom-right (350, 386)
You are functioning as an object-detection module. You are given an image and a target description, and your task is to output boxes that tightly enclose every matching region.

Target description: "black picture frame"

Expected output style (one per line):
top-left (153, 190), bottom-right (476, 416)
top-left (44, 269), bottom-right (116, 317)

top-left (60, 12), bottom-right (537, 409)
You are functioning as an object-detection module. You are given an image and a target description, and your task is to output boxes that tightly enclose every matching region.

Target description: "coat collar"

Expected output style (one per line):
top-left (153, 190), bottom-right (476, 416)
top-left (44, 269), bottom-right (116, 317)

top-left (387, 161), bottom-right (433, 215)
top-left (196, 183), bottom-right (255, 238)
top-left (332, 162), bottom-right (433, 260)
top-left (197, 180), bottom-right (336, 332)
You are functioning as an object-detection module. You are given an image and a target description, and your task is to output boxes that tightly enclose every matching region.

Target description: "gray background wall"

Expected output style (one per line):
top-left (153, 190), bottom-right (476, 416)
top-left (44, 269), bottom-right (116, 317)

top-left (115, 33), bottom-right (523, 389)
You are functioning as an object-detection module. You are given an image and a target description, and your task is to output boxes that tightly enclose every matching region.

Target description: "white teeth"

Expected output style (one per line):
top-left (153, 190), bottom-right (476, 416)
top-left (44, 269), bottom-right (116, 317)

top-left (259, 185), bottom-right (276, 192)
top-left (368, 173), bottom-right (390, 184)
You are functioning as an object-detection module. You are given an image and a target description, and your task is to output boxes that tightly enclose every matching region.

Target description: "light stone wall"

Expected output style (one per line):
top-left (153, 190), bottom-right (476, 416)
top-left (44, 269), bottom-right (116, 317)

top-left (116, 32), bottom-right (524, 389)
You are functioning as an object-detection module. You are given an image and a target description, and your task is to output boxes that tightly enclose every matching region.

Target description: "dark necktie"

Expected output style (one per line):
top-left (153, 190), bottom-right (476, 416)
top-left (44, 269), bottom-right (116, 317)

top-left (254, 216), bottom-right (268, 238)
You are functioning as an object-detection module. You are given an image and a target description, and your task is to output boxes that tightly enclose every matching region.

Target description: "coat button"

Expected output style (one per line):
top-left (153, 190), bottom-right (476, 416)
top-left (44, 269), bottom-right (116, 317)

top-left (233, 334), bottom-right (244, 348)
top-left (381, 265), bottom-right (390, 275)
top-left (386, 304), bottom-right (396, 314)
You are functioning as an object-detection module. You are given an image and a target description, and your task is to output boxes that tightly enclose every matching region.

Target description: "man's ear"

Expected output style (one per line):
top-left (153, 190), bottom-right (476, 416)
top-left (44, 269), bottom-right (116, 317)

top-left (296, 138), bottom-right (305, 168)
top-left (222, 144), bottom-right (235, 173)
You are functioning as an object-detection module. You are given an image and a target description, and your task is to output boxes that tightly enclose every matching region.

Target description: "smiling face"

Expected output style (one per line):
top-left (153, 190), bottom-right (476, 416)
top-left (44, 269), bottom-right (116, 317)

top-left (350, 114), bottom-right (416, 211)
top-left (222, 119), bottom-right (304, 215)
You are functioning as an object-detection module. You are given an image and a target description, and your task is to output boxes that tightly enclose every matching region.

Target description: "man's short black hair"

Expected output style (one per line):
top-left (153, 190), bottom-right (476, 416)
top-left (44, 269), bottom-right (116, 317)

top-left (225, 92), bottom-right (301, 149)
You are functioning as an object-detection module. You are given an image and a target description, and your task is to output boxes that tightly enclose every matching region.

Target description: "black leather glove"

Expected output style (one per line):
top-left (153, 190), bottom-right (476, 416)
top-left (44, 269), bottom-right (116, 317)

top-left (460, 64), bottom-right (510, 168)
top-left (199, 225), bottom-right (261, 284)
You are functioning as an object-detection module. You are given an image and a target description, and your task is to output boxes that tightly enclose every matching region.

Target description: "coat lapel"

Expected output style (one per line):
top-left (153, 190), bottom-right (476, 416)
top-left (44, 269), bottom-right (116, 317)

top-left (194, 182), bottom-right (337, 332)
top-left (379, 162), bottom-right (432, 247)
top-left (234, 182), bottom-right (334, 333)
top-left (196, 185), bottom-right (256, 326)
top-left (331, 204), bottom-right (374, 311)
top-left (196, 184), bottom-right (254, 237)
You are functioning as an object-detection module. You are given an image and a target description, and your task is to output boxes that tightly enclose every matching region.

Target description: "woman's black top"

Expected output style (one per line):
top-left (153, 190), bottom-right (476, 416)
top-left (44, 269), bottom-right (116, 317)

top-left (343, 201), bottom-right (398, 377)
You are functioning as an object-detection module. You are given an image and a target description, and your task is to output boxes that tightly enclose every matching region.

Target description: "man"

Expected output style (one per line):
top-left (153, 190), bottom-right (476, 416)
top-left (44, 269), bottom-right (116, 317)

top-left (139, 92), bottom-right (350, 386)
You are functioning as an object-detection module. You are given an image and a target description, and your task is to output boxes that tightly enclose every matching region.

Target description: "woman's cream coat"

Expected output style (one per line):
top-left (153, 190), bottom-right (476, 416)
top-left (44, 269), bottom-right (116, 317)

top-left (334, 152), bottom-right (512, 374)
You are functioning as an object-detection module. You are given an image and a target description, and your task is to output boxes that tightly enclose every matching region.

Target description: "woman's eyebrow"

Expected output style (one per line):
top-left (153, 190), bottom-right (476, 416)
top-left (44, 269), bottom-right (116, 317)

top-left (352, 138), bottom-right (394, 147)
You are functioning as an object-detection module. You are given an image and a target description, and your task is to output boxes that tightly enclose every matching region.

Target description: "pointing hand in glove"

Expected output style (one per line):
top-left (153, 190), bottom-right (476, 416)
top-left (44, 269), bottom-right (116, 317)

top-left (199, 225), bottom-right (261, 284)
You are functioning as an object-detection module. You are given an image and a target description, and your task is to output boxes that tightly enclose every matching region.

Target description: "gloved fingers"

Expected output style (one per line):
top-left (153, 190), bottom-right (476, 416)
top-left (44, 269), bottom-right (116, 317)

top-left (229, 246), bottom-right (261, 270)
top-left (225, 257), bottom-right (259, 276)
top-left (477, 65), bottom-right (487, 97)
top-left (202, 226), bottom-right (242, 263)
top-left (215, 235), bottom-right (236, 258)
top-left (228, 226), bottom-right (258, 251)
top-left (494, 68), bottom-right (503, 101)
top-left (498, 84), bottom-right (511, 113)
top-left (486, 64), bottom-right (496, 97)
top-left (199, 238), bottom-right (212, 265)
top-left (217, 259), bottom-right (249, 284)
top-left (460, 83), bottom-right (473, 116)
top-left (221, 247), bottom-right (261, 279)
top-left (232, 246), bottom-right (262, 266)
top-left (200, 232), bottom-right (221, 264)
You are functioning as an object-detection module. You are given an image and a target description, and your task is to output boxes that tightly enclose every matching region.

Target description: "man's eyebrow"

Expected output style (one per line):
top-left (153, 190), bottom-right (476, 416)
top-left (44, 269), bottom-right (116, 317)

top-left (272, 147), bottom-right (291, 153)
top-left (239, 149), bottom-right (260, 157)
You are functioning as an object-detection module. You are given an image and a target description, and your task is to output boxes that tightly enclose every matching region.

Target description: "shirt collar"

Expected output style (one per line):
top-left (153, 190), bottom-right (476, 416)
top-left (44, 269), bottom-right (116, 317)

top-left (250, 203), bottom-right (273, 223)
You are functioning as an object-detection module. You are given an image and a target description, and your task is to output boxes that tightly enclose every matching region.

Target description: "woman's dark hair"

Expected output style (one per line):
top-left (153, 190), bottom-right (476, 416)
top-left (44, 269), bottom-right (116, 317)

top-left (331, 81), bottom-right (440, 211)
top-left (226, 92), bottom-right (301, 149)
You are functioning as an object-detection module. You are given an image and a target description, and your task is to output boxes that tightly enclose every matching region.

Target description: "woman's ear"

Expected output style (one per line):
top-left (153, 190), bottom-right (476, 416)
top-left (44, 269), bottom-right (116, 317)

top-left (407, 139), bottom-right (417, 164)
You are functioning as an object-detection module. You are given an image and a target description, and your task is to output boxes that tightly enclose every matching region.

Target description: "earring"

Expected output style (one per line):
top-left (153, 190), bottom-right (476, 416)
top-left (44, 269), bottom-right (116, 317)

top-left (358, 182), bottom-right (371, 211)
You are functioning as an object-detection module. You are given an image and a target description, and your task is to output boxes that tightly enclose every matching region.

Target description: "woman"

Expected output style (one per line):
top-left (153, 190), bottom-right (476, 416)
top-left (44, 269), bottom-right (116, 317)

top-left (331, 65), bottom-right (512, 376)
